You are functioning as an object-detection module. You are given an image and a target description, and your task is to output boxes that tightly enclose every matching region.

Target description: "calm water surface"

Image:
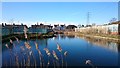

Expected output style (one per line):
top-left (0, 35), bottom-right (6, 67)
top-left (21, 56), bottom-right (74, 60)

top-left (2, 34), bottom-right (120, 67)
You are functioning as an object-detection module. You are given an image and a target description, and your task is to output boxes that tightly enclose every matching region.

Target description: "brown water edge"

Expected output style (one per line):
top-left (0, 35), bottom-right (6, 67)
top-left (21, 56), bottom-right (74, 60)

top-left (64, 32), bottom-right (120, 43)
top-left (2, 33), bottom-right (56, 43)
top-left (64, 32), bottom-right (120, 52)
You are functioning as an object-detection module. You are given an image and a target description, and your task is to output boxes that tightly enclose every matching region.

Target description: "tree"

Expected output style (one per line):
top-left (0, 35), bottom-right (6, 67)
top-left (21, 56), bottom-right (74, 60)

top-left (2, 23), bottom-right (4, 27)
top-left (5, 23), bottom-right (7, 26)
top-left (82, 25), bottom-right (84, 27)
top-left (92, 23), bottom-right (96, 26)
top-left (86, 25), bottom-right (91, 27)
top-left (13, 23), bottom-right (15, 26)
top-left (78, 24), bottom-right (81, 28)
top-left (66, 25), bottom-right (77, 29)
top-left (109, 18), bottom-right (117, 23)
top-left (21, 23), bottom-right (23, 25)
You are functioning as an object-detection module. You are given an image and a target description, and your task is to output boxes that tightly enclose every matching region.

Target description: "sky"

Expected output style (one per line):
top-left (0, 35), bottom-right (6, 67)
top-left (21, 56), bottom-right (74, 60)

top-left (2, 2), bottom-right (118, 27)
top-left (1, 0), bottom-right (120, 2)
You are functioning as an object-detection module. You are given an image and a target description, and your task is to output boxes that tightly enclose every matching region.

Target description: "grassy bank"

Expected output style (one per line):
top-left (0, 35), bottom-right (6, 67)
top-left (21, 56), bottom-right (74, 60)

top-left (63, 31), bottom-right (120, 40)
top-left (77, 32), bottom-right (120, 41)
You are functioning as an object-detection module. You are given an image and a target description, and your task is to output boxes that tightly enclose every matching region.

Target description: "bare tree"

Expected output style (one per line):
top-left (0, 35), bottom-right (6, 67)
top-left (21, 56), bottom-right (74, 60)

top-left (109, 18), bottom-right (117, 23)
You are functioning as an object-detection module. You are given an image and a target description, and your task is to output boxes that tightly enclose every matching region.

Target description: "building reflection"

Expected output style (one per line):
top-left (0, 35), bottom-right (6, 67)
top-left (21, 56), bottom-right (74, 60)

top-left (2, 43), bottom-right (14, 51)
top-left (117, 42), bottom-right (120, 52)
top-left (118, 40), bottom-right (120, 66)
top-left (64, 33), bottom-right (75, 39)
top-left (54, 35), bottom-right (60, 40)
top-left (60, 34), bottom-right (66, 39)
top-left (80, 36), bottom-right (119, 53)
top-left (36, 39), bottom-right (48, 47)
top-left (67, 35), bottom-right (75, 39)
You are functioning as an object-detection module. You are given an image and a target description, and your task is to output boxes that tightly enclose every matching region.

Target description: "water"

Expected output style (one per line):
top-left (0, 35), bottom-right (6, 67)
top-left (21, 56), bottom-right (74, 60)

top-left (2, 34), bottom-right (120, 67)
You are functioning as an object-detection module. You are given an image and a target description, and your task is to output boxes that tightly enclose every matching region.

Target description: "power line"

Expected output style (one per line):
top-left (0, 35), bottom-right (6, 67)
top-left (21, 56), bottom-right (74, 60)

top-left (87, 12), bottom-right (91, 26)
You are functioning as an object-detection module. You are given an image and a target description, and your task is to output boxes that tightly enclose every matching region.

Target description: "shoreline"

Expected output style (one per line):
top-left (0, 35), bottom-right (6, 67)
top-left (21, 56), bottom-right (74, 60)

top-left (2, 31), bottom-right (120, 43)
top-left (82, 34), bottom-right (120, 41)
top-left (64, 32), bottom-right (120, 41)
top-left (2, 33), bottom-right (55, 43)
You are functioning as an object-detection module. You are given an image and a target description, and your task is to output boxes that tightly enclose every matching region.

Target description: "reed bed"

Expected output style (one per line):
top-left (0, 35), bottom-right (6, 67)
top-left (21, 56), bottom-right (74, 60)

top-left (3, 27), bottom-right (97, 68)
top-left (3, 36), bottom-right (69, 68)
top-left (3, 37), bottom-right (98, 68)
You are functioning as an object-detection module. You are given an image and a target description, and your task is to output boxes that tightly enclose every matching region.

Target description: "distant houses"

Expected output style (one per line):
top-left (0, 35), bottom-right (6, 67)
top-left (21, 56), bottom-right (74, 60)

top-left (2, 21), bottom-right (119, 36)
top-left (66, 25), bottom-right (77, 31)
top-left (2, 23), bottom-right (28, 36)
top-left (53, 24), bottom-right (77, 32)
top-left (75, 21), bottom-right (120, 35)
top-left (2, 24), bottom-right (14, 36)
top-left (2, 23), bottom-right (53, 36)
top-left (29, 23), bottom-right (53, 34)
top-left (53, 24), bottom-right (66, 31)
top-left (2, 23), bottom-right (78, 36)
top-left (54, 24), bottom-right (60, 30)
top-left (13, 24), bottom-right (28, 34)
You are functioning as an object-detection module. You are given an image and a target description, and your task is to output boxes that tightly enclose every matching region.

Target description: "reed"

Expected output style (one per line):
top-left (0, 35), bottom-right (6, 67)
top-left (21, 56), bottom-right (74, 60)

top-left (85, 60), bottom-right (97, 68)
top-left (2, 59), bottom-right (8, 67)
top-left (20, 46), bottom-right (26, 66)
top-left (56, 43), bottom-right (63, 68)
top-left (43, 48), bottom-right (51, 68)
top-left (4, 35), bottom-right (70, 68)
top-left (31, 50), bottom-right (37, 68)
top-left (23, 26), bottom-right (28, 39)
top-left (15, 55), bottom-right (19, 67)
top-left (51, 54), bottom-right (56, 68)
top-left (10, 39), bottom-right (17, 52)
top-left (49, 54), bottom-right (58, 67)
top-left (35, 42), bottom-right (43, 68)
top-left (25, 42), bottom-right (37, 67)
top-left (5, 44), bottom-right (12, 66)
top-left (14, 36), bottom-right (19, 43)
top-left (64, 51), bottom-right (68, 68)
top-left (52, 50), bottom-right (60, 68)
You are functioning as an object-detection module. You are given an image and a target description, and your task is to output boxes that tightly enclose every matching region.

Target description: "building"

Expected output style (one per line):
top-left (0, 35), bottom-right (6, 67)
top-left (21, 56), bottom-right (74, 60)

top-left (53, 24), bottom-right (66, 31)
top-left (29, 23), bottom-right (53, 34)
top-left (60, 25), bottom-right (66, 31)
top-left (13, 24), bottom-right (28, 34)
top-left (66, 25), bottom-right (77, 31)
top-left (2, 24), bottom-right (14, 36)
top-left (75, 21), bottom-right (120, 35)
top-left (2, 23), bottom-right (28, 36)
top-left (2, 23), bottom-right (53, 36)
top-left (108, 21), bottom-right (120, 35)
top-left (54, 24), bottom-right (60, 30)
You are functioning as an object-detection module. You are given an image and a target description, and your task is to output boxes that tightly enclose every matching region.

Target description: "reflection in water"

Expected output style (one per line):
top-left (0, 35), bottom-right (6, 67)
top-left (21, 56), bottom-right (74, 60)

top-left (80, 36), bottom-right (119, 53)
top-left (58, 34), bottom-right (119, 53)
top-left (67, 35), bottom-right (75, 39)
top-left (8, 44), bottom-right (14, 50)
top-left (60, 34), bottom-right (66, 39)
top-left (2, 34), bottom-right (119, 67)
top-left (118, 43), bottom-right (120, 66)
top-left (53, 35), bottom-right (59, 40)
top-left (54, 34), bottom-right (76, 40)
top-left (117, 42), bottom-right (120, 52)
top-left (65, 34), bottom-right (75, 39)
top-left (36, 39), bottom-right (48, 47)
top-left (0, 36), bottom-right (1, 67)
top-left (2, 36), bottom-right (70, 67)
